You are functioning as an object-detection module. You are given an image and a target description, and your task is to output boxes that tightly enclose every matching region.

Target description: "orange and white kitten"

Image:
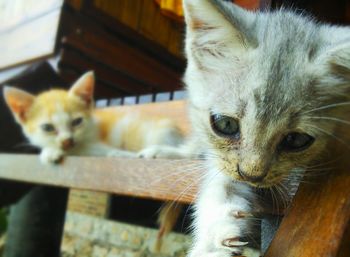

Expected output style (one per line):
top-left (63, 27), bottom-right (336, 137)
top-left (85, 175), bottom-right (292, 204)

top-left (4, 71), bottom-right (183, 164)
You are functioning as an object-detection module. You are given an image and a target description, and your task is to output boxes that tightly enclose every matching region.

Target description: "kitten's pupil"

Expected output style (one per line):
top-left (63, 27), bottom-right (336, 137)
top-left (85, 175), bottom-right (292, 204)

top-left (71, 117), bottom-right (83, 127)
top-left (41, 123), bottom-right (55, 133)
top-left (280, 132), bottom-right (314, 152)
top-left (210, 114), bottom-right (239, 138)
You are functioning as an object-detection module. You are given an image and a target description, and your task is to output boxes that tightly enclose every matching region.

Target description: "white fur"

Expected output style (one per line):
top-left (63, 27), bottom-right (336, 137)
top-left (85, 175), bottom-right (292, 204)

top-left (189, 167), bottom-right (253, 256)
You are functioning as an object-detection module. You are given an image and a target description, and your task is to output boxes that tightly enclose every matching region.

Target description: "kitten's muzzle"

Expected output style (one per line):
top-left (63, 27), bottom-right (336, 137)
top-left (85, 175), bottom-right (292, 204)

top-left (237, 164), bottom-right (267, 183)
top-left (61, 138), bottom-right (75, 150)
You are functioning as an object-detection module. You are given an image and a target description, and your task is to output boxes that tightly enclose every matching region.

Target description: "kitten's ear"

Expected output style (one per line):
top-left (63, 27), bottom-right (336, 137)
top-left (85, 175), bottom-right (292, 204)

top-left (183, 0), bottom-right (256, 69)
top-left (69, 71), bottom-right (95, 106)
top-left (3, 86), bottom-right (35, 123)
top-left (328, 41), bottom-right (350, 81)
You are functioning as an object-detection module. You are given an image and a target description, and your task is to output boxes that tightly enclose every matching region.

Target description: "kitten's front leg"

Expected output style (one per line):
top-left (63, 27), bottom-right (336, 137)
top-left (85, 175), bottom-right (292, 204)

top-left (189, 169), bottom-right (256, 257)
top-left (40, 147), bottom-right (64, 164)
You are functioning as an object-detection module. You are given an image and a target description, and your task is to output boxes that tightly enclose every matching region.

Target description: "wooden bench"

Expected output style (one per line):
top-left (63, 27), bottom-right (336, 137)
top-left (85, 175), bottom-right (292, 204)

top-left (1, 100), bottom-right (350, 257)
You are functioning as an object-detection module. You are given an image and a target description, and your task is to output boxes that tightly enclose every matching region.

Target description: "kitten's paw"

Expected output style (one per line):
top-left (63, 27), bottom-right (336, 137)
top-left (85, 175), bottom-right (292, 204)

top-left (212, 221), bottom-right (247, 252)
top-left (107, 150), bottom-right (137, 158)
top-left (40, 148), bottom-right (64, 164)
top-left (138, 145), bottom-right (183, 159)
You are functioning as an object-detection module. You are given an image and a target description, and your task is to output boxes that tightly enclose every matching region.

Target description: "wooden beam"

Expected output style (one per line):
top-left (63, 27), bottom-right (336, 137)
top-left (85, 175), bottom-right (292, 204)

top-left (79, 1), bottom-right (186, 72)
top-left (0, 154), bottom-right (200, 204)
top-left (265, 155), bottom-right (350, 257)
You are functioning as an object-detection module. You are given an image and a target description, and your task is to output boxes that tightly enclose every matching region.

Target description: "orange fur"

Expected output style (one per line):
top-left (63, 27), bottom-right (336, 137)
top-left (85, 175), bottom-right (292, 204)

top-left (4, 71), bottom-right (183, 160)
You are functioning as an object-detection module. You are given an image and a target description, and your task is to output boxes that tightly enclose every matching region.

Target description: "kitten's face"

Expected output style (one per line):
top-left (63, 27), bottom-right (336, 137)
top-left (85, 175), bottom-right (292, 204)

top-left (4, 72), bottom-right (95, 152)
top-left (183, 0), bottom-right (350, 187)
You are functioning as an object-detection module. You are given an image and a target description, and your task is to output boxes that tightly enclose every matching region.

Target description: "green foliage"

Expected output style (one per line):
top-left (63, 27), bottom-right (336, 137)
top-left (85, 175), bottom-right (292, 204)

top-left (0, 209), bottom-right (7, 234)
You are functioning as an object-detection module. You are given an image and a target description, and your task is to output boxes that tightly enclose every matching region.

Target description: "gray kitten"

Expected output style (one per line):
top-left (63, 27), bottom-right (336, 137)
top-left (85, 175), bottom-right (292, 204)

top-left (140, 0), bottom-right (350, 256)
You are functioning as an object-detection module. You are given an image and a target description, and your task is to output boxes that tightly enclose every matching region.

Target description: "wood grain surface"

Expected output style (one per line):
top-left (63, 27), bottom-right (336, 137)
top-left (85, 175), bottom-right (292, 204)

top-left (0, 154), bottom-right (200, 204)
top-left (265, 154), bottom-right (350, 257)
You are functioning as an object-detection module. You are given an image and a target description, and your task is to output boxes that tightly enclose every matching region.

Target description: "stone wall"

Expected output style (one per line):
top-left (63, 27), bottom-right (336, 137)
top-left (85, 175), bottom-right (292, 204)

top-left (62, 212), bottom-right (191, 257)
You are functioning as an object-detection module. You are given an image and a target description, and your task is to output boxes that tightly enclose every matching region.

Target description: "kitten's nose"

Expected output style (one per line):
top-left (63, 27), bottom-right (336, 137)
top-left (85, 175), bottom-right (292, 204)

top-left (61, 138), bottom-right (74, 150)
top-left (237, 164), bottom-right (267, 183)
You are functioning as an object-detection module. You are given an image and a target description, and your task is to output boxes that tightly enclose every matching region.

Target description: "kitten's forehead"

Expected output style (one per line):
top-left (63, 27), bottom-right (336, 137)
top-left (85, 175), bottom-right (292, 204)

top-left (246, 13), bottom-right (322, 122)
top-left (29, 90), bottom-right (87, 120)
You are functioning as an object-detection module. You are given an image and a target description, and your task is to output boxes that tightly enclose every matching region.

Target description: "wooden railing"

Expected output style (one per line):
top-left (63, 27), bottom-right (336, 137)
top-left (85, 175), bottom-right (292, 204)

top-left (0, 100), bottom-right (349, 257)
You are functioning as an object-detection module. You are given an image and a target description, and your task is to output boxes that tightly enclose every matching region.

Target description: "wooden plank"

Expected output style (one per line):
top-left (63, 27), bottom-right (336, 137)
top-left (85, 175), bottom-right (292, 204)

top-left (139, 0), bottom-right (172, 47)
top-left (93, 0), bottom-right (144, 30)
top-left (80, 2), bottom-right (185, 72)
top-left (265, 154), bottom-right (350, 257)
top-left (59, 49), bottom-right (152, 94)
top-left (0, 8), bottom-right (61, 70)
top-left (0, 154), bottom-right (200, 204)
top-left (336, 222), bottom-right (350, 257)
top-left (167, 22), bottom-right (184, 57)
top-left (66, 0), bottom-right (83, 10)
top-left (61, 35), bottom-right (182, 91)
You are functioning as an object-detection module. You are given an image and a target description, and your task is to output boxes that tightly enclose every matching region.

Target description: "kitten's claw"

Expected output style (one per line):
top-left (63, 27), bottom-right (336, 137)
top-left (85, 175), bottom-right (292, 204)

top-left (222, 238), bottom-right (249, 247)
top-left (231, 211), bottom-right (253, 219)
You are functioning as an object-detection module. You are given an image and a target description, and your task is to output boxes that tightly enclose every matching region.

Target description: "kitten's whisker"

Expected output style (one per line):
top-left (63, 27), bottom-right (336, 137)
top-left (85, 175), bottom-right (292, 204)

top-left (307, 116), bottom-right (350, 126)
top-left (302, 101), bottom-right (350, 115)
top-left (148, 162), bottom-right (206, 187)
top-left (180, 203), bottom-right (193, 233)
top-left (275, 183), bottom-right (289, 210)
top-left (148, 168), bottom-right (197, 187)
top-left (180, 169), bottom-right (221, 233)
top-left (307, 125), bottom-right (349, 148)
top-left (301, 157), bottom-right (340, 169)
top-left (268, 187), bottom-right (277, 215)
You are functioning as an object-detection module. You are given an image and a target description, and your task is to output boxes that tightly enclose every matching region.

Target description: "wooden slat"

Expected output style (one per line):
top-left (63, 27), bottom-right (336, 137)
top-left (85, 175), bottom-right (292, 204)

top-left (265, 155), bottom-right (350, 257)
top-left (80, 1), bottom-right (185, 72)
top-left (61, 35), bottom-right (182, 91)
top-left (59, 49), bottom-right (151, 94)
top-left (139, 0), bottom-right (172, 48)
top-left (93, 0), bottom-right (144, 30)
top-left (0, 154), bottom-right (200, 204)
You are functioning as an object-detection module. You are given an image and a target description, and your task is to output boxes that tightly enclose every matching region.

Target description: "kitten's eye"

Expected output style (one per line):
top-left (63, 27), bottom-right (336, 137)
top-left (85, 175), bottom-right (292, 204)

top-left (210, 114), bottom-right (239, 138)
top-left (41, 123), bottom-right (55, 133)
top-left (279, 132), bottom-right (315, 152)
top-left (71, 117), bottom-right (83, 127)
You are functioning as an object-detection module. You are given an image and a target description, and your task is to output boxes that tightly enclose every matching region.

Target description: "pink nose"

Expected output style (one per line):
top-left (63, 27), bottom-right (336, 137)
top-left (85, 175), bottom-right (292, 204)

top-left (61, 138), bottom-right (74, 150)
